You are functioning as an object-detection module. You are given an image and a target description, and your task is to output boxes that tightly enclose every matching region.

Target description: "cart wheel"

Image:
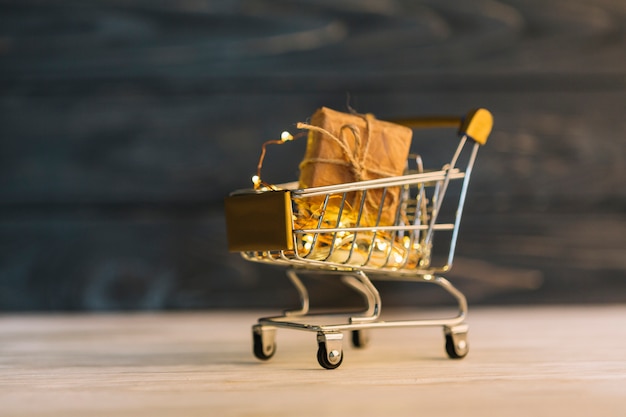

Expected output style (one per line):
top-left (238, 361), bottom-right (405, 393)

top-left (317, 342), bottom-right (343, 369)
top-left (351, 330), bottom-right (370, 348)
top-left (252, 325), bottom-right (276, 361)
top-left (444, 331), bottom-right (469, 359)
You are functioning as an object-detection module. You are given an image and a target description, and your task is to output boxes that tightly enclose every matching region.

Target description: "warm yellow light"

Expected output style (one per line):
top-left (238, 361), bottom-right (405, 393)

top-left (252, 175), bottom-right (260, 186)
top-left (281, 131), bottom-right (293, 142)
top-left (302, 234), bottom-right (313, 251)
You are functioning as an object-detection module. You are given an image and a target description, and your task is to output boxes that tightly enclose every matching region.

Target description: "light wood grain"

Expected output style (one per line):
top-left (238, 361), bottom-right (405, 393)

top-left (1, 306), bottom-right (625, 416)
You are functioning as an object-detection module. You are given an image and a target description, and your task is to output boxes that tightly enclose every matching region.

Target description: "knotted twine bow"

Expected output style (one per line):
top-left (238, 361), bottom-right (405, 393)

top-left (296, 112), bottom-right (400, 183)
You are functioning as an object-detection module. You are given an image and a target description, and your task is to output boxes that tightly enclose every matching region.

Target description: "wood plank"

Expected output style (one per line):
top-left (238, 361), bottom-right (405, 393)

top-left (1, 306), bottom-right (625, 416)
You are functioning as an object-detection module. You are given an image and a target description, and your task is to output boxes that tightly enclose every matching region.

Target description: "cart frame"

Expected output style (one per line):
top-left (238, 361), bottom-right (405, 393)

top-left (226, 108), bottom-right (493, 369)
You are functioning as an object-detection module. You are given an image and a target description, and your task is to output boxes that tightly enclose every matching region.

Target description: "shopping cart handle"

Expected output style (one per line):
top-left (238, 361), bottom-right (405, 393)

top-left (459, 108), bottom-right (492, 145)
top-left (391, 108), bottom-right (493, 145)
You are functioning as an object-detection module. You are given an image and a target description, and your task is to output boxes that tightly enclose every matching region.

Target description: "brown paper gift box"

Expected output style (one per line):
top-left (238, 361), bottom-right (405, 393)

top-left (298, 107), bottom-right (413, 226)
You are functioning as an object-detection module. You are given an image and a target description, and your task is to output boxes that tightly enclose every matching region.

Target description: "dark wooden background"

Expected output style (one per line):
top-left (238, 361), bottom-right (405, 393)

top-left (1, 0), bottom-right (624, 311)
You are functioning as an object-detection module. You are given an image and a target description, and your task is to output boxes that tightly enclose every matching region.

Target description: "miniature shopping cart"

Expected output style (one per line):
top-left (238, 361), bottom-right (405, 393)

top-left (225, 108), bottom-right (493, 369)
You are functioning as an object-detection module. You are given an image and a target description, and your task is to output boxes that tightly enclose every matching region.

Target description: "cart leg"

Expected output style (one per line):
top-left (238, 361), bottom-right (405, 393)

top-left (444, 324), bottom-right (469, 359)
top-left (351, 329), bottom-right (370, 348)
top-left (431, 275), bottom-right (468, 321)
top-left (252, 325), bottom-right (277, 361)
top-left (316, 332), bottom-right (344, 369)
top-left (341, 271), bottom-right (381, 323)
top-left (429, 275), bottom-right (469, 359)
top-left (342, 271), bottom-right (379, 350)
top-left (284, 269), bottom-right (310, 317)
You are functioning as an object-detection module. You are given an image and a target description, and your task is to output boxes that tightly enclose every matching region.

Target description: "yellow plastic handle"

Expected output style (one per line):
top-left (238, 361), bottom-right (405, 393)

top-left (390, 116), bottom-right (461, 129)
top-left (390, 108), bottom-right (493, 145)
top-left (459, 108), bottom-right (493, 145)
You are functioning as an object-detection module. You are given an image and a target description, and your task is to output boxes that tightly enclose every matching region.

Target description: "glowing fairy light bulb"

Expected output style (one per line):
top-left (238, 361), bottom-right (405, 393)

top-left (375, 240), bottom-right (388, 251)
top-left (302, 235), bottom-right (313, 252)
top-left (251, 175), bottom-right (261, 186)
top-left (281, 131), bottom-right (293, 142)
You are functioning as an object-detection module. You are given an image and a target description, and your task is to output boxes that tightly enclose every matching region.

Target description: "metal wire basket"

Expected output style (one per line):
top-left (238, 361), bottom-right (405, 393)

top-left (225, 108), bottom-right (493, 369)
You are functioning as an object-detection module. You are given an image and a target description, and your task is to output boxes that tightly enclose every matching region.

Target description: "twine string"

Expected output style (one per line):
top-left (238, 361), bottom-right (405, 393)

top-left (297, 112), bottom-right (400, 225)
top-left (255, 111), bottom-right (398, 210)
top-left (297, 114), bottom-right (397, 179)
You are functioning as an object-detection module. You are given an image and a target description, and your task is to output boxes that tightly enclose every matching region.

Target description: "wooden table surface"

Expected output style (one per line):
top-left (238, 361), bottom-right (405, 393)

top-left (2, 306), bottom-right (625, 417)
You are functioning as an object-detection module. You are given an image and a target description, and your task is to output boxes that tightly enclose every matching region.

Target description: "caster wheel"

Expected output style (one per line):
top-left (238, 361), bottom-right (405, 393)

top-left (445, 332), bottom-right (469, 359)
top-left (317, 342), bottom-right (343, 369)
top-left (351, 330), bottom-right (370, 348)
top-left (252, 326), bottom-right (276, 361)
